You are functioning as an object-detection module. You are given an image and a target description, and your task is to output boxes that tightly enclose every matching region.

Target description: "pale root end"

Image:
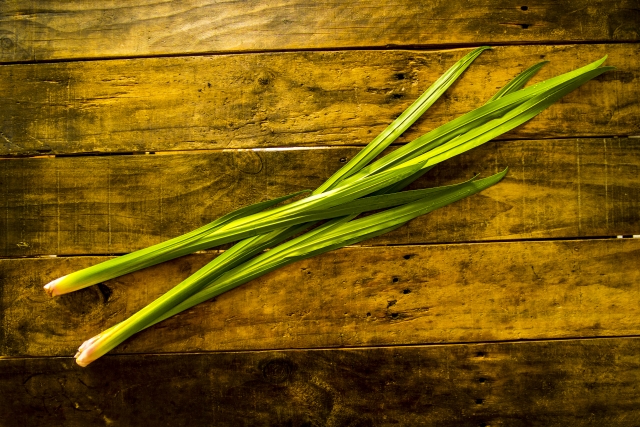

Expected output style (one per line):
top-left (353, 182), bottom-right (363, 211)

top-left (75, 352), bottom-right (92, 367)
top-left (43, 275), bottom-right (68, 297)
top-left (75, 337), bottom-right (99, 368)
top-left (75, 332), bottom-right (112, 367)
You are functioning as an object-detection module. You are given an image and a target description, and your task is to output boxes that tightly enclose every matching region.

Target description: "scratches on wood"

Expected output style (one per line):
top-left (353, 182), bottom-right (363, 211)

top-left (0, 44), bottom-right (638, 156)
top-left (1, 138), bottom-right (638, 257)
top-left (0, 0), bottom-right (638, 62)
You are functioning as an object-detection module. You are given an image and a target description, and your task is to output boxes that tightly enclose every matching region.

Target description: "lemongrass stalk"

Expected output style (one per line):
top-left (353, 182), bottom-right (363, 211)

top-left (75, 170), bottom-right (506, 366)
top-left (43, 190), bottom-right (308, 296)
top-left (74, 55), bottom-right (612, 366)
top-left (47, 47), bottom-right (492, 297)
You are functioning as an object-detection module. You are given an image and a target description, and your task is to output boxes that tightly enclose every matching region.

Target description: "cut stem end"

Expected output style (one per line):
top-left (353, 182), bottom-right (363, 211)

top-left (43, 275), bottom-right (68, 297)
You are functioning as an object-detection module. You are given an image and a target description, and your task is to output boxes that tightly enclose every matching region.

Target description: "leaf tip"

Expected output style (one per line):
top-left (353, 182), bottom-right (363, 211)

top-left (497, 166), bottom-right (509, 179)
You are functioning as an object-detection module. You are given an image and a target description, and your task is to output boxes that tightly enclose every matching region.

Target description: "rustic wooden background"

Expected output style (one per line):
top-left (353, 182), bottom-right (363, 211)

top-left (1, 1), bottom-right (639, 425)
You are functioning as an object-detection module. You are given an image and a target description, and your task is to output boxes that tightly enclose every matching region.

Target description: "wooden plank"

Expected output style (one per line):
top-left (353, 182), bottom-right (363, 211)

top-left (2, 238), bottom-right (639, 357)
top-left (0, 0), bottom-right (638, 62)
top-left (0, 44), bottom-right (638, 156)
top-left (2, 338), bottom-right (640, 426)
top-left (1, 138), bottom-right (638, 257)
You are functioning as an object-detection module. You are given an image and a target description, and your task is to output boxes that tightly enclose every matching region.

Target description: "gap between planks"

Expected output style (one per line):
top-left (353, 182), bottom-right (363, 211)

top-left (1, 134), bottom-right (638, 160)
top-left (1, 40), bottom-right (638, 67)
top-left (0, 235), bottom-right (637, 260)
top-left (2, 334), bottom-right (640, 361)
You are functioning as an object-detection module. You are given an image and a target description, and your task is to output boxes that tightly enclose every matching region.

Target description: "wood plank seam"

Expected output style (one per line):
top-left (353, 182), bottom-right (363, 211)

top-left (0, 234), bottom-right (636, 260)
top-left (3, 337), bottom-right (640, 425)
top-left (1, 0), bottom-right (638, 63)
top-left (5, 334), bottom-right (640, 358)
top-left (1, 39), bottom-right (640, 66)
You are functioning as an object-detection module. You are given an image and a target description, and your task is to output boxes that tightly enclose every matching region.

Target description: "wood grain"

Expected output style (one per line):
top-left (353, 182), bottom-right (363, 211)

top-left (2, 338), bottom-right (640, 426)
top-left (1, 44), bottom-right (638, 156)
top-left (2, 239), bottom-right (638, 357)
top-left (1, 138), bottom-right (638, 257)
top-left (1, 1), bottom-right (638, 424)
top-left (0, 0), bottom-right (638, 62)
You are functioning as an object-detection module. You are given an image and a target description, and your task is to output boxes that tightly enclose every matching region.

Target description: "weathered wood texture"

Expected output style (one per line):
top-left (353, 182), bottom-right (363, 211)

top-left (0, 0), bottom-right (638, 62)
top-left (1, 44), bottom-right (638, 156)
top-left (2, 138), bottom-right (638, 257)
top-left (2, 239), bottom-right (638, 357)
top-left (0, 0), bottom-right (638, 424)
top-left (2, 338), bottom-right (640, 426)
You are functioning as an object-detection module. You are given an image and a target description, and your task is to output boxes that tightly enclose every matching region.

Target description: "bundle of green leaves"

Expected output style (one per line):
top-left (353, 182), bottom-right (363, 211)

top-left (42, 47), bottom-right (612, 367)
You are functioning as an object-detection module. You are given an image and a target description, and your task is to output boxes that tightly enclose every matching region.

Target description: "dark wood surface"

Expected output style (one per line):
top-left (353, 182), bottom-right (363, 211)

top-left (1, 0), bottom-right (639, 425)
top-left (3, 339), bottom-right (640, 426)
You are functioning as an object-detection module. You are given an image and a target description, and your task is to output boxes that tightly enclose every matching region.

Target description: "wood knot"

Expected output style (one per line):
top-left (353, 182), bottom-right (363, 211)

top-left (262, 359), bottom-right (295, 384)
top-left (1, 37), bottom-right (14, 49)
top-left (253, 70), bottom-right (276, 93)
top-left (56, 286), bottom-right (108, 315)
top-left (232, 150), bottom-right (263, 174)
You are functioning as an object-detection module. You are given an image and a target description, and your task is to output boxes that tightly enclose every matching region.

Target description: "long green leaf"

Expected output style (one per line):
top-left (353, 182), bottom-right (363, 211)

top-left (74, 169), bottom-right (506, 366)
top-left (159, 169), bottom-right (508, 323)
top-left (342, 56), bottom-right (608, 182)
top-left (82, 54), bottom-right (609, 333)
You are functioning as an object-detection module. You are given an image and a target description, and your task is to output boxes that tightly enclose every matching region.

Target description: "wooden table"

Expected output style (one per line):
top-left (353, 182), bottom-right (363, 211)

top-left (1, 1), bottom-right (639, 425)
